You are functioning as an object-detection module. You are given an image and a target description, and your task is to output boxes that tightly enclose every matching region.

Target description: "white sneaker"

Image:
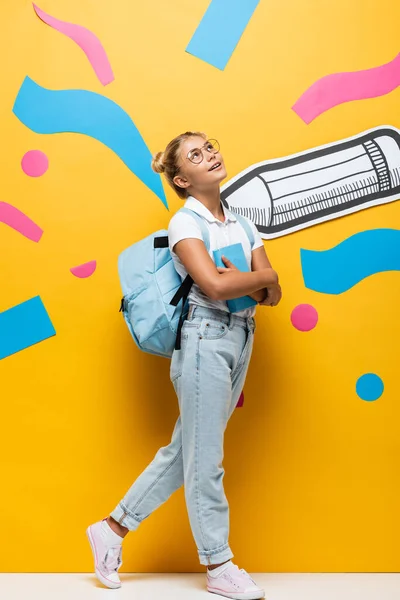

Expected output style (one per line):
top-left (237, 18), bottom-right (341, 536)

top-left (207, 561), bottom-right (265, 600)
top-left (86, 518), bottom-right (123, 589)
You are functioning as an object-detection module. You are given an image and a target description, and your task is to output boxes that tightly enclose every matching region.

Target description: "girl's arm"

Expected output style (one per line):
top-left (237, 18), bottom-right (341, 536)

top-left (173, 238), bottom-right (278, 301)
top-left (219, 245), bottom-right (281, 305)
top-left (248, 246), bottom-right (272, 302)
top-left (250, 245), bottom-right (282, 303)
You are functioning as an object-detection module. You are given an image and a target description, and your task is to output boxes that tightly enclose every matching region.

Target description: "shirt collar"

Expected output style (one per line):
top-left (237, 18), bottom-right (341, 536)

top-left (184, 195), bottom-right (237, 223)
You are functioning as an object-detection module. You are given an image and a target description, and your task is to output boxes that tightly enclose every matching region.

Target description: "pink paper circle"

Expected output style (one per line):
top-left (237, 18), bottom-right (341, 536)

top-left (21, 150), bottom-right (49, 177)
top-left (291, 304), bottom-right (318, 331)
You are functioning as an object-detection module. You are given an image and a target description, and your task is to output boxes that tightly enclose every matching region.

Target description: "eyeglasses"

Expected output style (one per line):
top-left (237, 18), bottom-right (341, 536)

top-left (186, 139), bottom-right (220, 164)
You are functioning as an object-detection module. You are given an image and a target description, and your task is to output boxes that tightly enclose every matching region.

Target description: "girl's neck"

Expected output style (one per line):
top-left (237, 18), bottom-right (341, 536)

top-left (189, 188), bottom-right (224, 221)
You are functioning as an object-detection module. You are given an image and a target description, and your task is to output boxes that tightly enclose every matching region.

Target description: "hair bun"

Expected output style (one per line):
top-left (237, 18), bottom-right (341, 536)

top-left (152, 151), bottom-right (165, 174)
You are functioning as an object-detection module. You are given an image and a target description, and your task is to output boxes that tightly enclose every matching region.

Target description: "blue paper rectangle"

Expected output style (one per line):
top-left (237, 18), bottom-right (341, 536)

top-left (186, 0), bottom-right (260, 70)
top-left (213, 243), bottom-right (257, 313)
top-left (0, 296), bottom-right (56, 360)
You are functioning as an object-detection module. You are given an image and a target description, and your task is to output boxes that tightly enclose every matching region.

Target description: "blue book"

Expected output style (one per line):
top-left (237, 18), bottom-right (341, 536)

top-left (213, 243), bottom-right (257, 313)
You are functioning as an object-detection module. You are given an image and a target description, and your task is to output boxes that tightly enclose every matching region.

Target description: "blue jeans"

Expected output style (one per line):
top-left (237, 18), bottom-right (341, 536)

top-left (110, 305), bottom-right (256, 565)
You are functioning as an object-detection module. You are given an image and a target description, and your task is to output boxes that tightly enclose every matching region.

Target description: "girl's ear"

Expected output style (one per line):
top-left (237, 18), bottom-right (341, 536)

top-left (173, 174), bottom-right (190, 190)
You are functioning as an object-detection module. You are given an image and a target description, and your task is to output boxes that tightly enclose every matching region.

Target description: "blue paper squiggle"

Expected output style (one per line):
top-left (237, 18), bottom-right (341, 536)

top-left (13, 77), bottom-right (167, 207)
top-left (301, 228), bottom-right (400, 294)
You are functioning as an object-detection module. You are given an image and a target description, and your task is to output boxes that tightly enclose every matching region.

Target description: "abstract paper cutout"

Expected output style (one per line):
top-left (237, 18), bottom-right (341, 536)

top-left (0, 296), bottom-right (56, 360)
top-left (0, 201), bottom-right (43, 242)
top-left (33, 3), bottom-right (114, 86)
top-left (13, 77), bottom-right (167, 208)
top-left (301, 229), bottom-right (400, 295)
top-left (70, 260), bottom-right (97, 278)
top-left (221, 126), bottom-right (400, 239)
top-left (236, 391), bottom-right (244, 408)
top-left (21, 150), bottom-right (49, 177)
top-left (186, 0), bottom-right (260, 70)
top-left (293, 53), bottom-right (400, 124)
top-left (291, 304), bottom-right (318, 331)
top-left (356, 373), bottom-right (384, 401)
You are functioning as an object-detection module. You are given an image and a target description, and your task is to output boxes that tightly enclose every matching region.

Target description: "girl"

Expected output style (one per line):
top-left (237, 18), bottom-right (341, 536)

top-left (87, 132), bottom-right (281, 600)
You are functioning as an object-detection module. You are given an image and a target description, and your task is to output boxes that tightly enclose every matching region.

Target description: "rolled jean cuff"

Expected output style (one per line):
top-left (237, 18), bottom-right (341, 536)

top-left (198, 543), bottom-right (234, 566)
top-left (109, 502), bottom-right (142, 531)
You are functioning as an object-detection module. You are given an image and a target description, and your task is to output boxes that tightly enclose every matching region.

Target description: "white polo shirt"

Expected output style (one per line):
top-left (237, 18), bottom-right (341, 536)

top-left (168, 195), bottom-right (264, 318)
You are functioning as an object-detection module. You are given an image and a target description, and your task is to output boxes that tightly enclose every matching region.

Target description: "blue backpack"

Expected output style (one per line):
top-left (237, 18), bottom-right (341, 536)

top-left (118, 207), bottom-right (255, 359)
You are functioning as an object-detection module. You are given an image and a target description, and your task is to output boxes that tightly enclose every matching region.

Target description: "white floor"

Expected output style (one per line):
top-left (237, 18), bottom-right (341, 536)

top-left (0, 573), bottom-right (399, 600)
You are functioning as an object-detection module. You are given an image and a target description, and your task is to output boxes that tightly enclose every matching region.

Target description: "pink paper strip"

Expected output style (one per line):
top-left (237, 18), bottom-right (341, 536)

top-left (70, 260), bottom-right (97, 278)
top-left (293, 53), bottom-right (400, 124)
top-left (33, 3), bottom-right (114, 86)
top-left (0, 201), bottom-right (43, 242)
top-left (236, 391), bottom-right (244, 408)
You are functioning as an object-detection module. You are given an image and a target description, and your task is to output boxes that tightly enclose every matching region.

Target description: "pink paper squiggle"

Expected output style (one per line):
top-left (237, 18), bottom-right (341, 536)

top-left (293, 53), bottom-right (400, 124)
top-left (0, 202), bottom-right (43, 242)
top-left (33, 3), bottom-right (114, 86)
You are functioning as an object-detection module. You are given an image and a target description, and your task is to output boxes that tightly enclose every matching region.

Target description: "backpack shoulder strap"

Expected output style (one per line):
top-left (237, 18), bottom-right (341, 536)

top-left (177, 207), bottom-right (210, 252)
top-left (234, 213), bottom-right (255, 249)
top-left (169, 207), bottom-right (209, 352)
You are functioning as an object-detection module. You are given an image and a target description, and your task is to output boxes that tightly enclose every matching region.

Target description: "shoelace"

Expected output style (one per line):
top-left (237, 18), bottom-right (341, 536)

top-left (103, 545), bottom-right (122, 572)
top-left (230, 563), bottom-right (257, 586)
top-left (239, 569), bottom-right (257, 586)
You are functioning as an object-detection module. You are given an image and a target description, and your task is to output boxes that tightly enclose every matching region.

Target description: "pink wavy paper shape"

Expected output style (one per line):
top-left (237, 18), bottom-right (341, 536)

top-left (0, 202), bottom-right (43, 242)
top-left (292, 53), bottom-right (400, 124)
top-left (33, 3), bottom-right (114, 86)
top-left (70, 260), bottom-right (97, 278)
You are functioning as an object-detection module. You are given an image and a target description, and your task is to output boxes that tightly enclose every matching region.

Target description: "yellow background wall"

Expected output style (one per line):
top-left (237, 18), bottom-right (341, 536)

top-left (0, 0), bottom-right (399, 572)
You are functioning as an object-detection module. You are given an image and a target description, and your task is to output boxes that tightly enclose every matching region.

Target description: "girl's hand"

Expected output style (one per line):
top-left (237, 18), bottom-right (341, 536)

top-left (217, 256), bottom-right (269, 303)
top-left (216, 255), bottom-right (238, 274)
top-left (259, 284), bottom-right (282, 307)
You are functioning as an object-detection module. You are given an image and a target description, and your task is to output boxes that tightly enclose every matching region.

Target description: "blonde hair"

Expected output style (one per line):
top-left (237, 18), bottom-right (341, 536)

top-left (151, 131), bottom-right (207, 199)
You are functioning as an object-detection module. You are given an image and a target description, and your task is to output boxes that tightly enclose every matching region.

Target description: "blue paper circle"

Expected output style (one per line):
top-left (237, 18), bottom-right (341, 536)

top-left (356, 373), bottom-right (384, 401)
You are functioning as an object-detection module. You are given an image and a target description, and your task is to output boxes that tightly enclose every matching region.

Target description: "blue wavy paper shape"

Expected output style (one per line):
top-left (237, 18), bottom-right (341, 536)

top-left (301, 228), bottom-right (400, 294)
top-left (13, 77), bottom-right (167, 208)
